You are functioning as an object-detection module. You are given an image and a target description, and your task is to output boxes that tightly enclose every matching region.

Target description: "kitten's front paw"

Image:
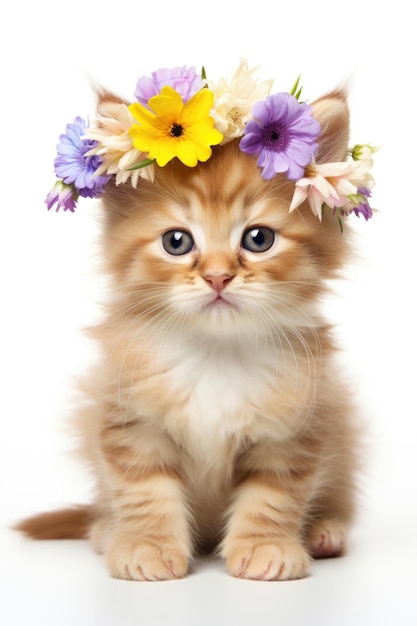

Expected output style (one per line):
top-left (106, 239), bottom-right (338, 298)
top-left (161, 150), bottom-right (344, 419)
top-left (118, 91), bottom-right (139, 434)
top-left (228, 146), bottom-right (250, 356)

top-left (307, 519), bottom-right (347, 558)
top-left (105, 537), bottom-right (189, 581)
top-left (223, 539), bottom-right (311, 581)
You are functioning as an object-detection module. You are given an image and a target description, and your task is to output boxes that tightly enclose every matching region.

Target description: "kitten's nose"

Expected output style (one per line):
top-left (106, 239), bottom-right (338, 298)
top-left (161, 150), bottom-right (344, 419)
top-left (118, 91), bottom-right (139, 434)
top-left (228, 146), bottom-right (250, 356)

top-left (204, 274), bottom-right (234, 293)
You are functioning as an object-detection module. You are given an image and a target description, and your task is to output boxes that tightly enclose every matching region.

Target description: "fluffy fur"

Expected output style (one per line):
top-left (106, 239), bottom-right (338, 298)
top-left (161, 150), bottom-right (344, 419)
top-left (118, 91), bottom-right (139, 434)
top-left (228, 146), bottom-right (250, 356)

top-left (17, 89), bottom-right (361, 581)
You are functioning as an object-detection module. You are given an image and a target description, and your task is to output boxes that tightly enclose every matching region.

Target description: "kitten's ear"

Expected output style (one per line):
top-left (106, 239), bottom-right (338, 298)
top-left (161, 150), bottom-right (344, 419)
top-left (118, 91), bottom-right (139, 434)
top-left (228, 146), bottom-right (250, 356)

top-left (94, 88), bottom-right (129, 116)
top-left (311, 89), bottom-right (350, 163)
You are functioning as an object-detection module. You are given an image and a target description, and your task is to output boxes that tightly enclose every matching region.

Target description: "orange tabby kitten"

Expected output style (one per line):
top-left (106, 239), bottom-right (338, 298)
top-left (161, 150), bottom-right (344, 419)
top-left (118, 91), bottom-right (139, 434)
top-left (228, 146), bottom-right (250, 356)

top-left (17, 89), bottom-right (360, 581)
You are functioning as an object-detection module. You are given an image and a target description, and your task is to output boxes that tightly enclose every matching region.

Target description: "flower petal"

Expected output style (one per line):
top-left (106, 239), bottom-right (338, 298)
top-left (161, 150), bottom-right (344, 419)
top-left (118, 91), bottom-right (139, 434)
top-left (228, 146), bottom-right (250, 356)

top-left (183, 88), bottom-right (214, 123)
top-left (147, 86), bottom-right (183, 118)
top-left (289, 186), bottom-right (308, 212)
top-left (176, 140), bottom-right (198, 167)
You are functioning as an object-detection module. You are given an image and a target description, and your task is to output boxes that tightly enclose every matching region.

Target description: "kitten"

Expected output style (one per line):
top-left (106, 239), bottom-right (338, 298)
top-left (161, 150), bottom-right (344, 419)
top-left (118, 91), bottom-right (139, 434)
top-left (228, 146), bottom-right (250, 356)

top-left (17, 89), bottom-right (360, 581)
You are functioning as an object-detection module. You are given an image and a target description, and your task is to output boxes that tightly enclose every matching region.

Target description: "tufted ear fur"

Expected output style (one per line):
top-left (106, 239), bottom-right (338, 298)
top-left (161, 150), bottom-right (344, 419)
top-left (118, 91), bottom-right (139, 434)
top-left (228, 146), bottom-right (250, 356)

top-left (94, 88), bottom-right (129, 118)
top-left (311, 89), bottom-right (350, 164)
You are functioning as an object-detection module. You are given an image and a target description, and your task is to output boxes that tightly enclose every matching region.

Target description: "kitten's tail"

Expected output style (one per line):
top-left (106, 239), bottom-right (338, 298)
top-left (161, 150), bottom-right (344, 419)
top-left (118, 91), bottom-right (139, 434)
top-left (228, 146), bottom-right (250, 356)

top-left (15, 505), bottom-right (94, 540)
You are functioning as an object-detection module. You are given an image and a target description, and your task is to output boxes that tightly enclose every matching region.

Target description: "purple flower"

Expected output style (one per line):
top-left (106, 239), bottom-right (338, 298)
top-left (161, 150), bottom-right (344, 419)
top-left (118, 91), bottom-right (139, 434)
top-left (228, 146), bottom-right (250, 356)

top-left (352, 202), bottom-right (373, 220)
top-left (240, 93), bottom-right (321, 181)
top-left (45, 180), bottom-right (77, 212)
top-left (340, 187), bottom-right (374, 220)
top-left (352, 187), bottom-right (374, 220)
top-left (53, 116), bottom-right (110, 200)
top-left (134, 66), bottom-right (202, 107)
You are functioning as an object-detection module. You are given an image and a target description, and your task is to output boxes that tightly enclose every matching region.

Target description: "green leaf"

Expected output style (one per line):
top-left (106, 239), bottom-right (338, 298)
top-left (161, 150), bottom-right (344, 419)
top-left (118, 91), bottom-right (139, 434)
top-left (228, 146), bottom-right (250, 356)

top-left (127, 158), bottom-right (156, 171)
top-left (290, 75), bottom-right (302, 99)
top-left (201, 66), bottom-right (207, 81)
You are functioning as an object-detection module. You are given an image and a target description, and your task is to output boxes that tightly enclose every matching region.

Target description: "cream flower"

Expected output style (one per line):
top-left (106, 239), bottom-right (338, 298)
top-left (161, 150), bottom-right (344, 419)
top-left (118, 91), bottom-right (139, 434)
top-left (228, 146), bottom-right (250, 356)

top-left (84, 101), bottom-right (154, 186)
top-left (289, 159), bottom-right (374, 221)
top-left (208, 59), bottom-right (273, 144)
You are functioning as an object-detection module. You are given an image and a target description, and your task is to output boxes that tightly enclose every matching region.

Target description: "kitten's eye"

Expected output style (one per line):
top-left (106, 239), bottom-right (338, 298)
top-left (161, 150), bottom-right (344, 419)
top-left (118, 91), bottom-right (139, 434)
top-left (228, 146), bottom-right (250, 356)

top-left (242, 227), bottom-right (275, 253)
top-left (162, 230), bottom-right (195, 256)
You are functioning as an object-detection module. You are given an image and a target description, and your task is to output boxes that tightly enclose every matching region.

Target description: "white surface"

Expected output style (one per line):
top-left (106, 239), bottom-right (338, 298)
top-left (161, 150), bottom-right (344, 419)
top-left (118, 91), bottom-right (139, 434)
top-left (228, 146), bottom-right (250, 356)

top-left (1, 1), bottom-right (417, 624)
top-left (1, 513), bottom-right (416, 626)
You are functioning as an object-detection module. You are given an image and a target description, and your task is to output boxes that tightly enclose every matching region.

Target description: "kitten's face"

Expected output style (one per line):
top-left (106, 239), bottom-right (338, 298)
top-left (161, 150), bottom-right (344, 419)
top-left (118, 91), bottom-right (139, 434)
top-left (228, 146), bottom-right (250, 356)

top-left (102, 140), bottom-right (349, 338)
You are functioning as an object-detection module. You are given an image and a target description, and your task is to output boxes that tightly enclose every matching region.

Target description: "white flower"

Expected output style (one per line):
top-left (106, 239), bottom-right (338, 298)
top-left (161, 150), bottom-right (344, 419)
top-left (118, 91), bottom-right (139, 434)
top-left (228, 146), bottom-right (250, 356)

top-left (85, 101), bottom-right (154, 186)
top-left (208, 58), bottom-right (273, 144)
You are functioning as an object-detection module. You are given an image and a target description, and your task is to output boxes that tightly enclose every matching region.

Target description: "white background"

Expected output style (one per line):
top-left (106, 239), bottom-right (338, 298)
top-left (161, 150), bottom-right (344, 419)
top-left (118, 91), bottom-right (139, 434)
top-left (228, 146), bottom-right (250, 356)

top-left (1, 1), bottom-right (416, 624)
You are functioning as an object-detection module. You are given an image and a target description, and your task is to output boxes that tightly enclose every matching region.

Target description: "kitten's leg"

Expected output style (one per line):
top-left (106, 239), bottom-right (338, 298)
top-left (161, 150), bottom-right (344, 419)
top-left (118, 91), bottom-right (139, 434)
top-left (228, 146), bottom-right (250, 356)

top-left (104, 470), bottom-right (192, 581)
top-left (305, 414), bottom-right (357, 559)
top-left (96, 424), bottom-right (193, 581)
top-left (304, 470), bottom-right (356, 558)
top-left (221, 445), bottom-right (316, 581)
top-left (306, 518), bottom-right (347, 558)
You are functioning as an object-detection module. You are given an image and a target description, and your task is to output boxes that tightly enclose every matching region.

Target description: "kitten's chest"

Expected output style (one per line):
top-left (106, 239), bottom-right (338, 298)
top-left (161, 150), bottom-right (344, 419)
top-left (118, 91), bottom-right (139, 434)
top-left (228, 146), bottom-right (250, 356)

top-left (155, 338), bottom-right (280, 450)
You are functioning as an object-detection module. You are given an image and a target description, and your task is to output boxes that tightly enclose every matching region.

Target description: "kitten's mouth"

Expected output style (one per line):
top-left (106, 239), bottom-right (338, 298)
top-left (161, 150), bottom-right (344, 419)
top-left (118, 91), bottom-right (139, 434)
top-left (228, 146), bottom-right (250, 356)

top-left (207, 294), bottom-right (237, 310)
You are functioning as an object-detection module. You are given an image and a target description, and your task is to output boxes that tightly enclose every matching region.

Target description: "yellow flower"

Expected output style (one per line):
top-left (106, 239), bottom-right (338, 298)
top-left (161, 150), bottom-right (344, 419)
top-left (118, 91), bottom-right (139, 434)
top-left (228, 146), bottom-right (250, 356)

top-left (128, 86), bottom-right (223, 167)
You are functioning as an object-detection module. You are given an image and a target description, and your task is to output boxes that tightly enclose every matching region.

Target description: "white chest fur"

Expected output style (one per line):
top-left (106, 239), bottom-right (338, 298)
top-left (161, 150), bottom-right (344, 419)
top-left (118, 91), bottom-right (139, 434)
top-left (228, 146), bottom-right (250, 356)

top-left (158, 335), bottom-right (281, 453)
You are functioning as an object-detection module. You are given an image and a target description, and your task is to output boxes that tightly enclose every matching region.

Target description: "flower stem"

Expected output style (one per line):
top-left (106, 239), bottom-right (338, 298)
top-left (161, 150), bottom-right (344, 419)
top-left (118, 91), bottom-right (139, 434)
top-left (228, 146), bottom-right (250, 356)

top-left (127, 158), bottom-right (156, 171)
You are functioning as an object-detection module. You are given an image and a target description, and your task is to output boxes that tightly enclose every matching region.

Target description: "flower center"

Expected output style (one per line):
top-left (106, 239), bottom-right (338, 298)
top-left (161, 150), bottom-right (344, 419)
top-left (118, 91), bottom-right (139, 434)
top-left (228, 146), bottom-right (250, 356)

top-left (262, 123), bottom-right (288, 152)
top-left (227, 106), bottom-right (242, 123)
top-left (304, 164), bottom-right (318, 178)
top-left (170, 123), bottom-right (184, 138)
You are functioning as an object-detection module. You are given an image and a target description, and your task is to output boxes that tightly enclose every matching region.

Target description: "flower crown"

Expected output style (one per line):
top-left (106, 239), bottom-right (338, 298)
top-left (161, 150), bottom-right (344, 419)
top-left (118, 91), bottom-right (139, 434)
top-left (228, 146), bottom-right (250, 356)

top-left (46, 60), bottom-right (378, 225)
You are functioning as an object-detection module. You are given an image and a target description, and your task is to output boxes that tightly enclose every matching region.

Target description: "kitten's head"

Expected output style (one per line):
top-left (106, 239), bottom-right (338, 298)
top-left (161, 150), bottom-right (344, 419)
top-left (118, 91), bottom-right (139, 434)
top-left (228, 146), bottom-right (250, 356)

top-left (100, 90), bottom-right (351, 337)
